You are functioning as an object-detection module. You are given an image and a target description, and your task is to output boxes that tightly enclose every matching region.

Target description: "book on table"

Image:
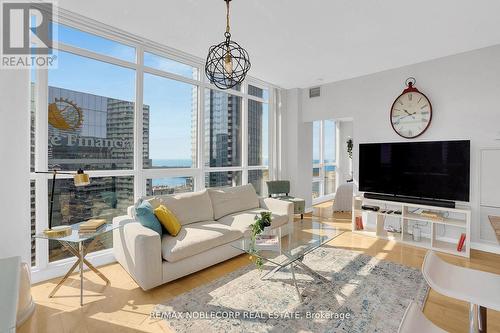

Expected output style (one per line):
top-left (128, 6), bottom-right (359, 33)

top-left (355, 216), bottom-right (364, 230)
top-left (457, 233), bottom-right (466, 252)
top-left (79, 219), bottom-right (106, 233)
top-left (255, 235), bottom-right (280, 252)
top-left (421, 210), bottom-right (444, 221)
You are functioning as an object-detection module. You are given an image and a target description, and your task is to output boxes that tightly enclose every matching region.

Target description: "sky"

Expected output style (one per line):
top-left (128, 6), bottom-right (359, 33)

top-left (48, 23), bottom-right (268, 162)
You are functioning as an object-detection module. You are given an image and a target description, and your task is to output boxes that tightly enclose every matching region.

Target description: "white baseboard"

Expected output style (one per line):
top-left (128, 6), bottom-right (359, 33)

top-left (471, 241), bottom-right (500, 255)
top-left (31, 249), bottom-right (117, 284)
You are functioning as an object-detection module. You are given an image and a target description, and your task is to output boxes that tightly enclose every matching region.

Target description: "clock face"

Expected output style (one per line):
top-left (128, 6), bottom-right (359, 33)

top-left (390, 91), bottom-right (432, 138)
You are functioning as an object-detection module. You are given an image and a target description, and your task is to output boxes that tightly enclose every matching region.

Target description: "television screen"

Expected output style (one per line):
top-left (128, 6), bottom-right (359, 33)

top-left (359, 140), bottom-right (470, 202)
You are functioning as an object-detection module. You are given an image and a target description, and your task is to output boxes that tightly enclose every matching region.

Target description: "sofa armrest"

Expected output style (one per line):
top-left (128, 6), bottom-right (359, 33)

top-left (259, 197), bottom-right (294, 223)
top-left (113, 216), bottom-right (163, 290)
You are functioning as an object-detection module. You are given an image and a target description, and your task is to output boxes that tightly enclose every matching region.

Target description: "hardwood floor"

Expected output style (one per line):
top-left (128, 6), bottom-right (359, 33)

top-left (19, 212), bottom-right (500, 333)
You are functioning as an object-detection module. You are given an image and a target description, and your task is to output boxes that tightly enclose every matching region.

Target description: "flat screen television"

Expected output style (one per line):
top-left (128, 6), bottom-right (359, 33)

top-left (359, 140), bottom-right (470, 202)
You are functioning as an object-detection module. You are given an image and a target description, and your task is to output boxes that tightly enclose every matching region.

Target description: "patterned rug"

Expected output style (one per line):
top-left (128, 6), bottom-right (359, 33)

top-left (155, 247), bottom-right (429, 333)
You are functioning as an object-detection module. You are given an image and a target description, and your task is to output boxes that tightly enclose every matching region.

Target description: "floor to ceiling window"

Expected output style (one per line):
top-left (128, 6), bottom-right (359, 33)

top-left (36, 25), bottom-right (138, 266)
top-left (142, 59), bottom-right (199, 197)
top-left (203, 83), bottom-right (270, 196)
top-left (29, 17), bottom-right (276, 277)
top-left (247, 85), bottom-right (269, 196)
top-left (312, 119), bottom-right (338, 203)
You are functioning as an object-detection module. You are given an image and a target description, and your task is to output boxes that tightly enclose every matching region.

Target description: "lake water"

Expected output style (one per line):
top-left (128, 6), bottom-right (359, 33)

top-left (152, 159), bottom-right (192, 168)
top-left (151, 159), bottom-right (192, 187)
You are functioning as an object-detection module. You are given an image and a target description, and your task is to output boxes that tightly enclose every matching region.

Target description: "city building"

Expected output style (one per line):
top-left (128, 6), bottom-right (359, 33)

top-left (33, 87), bottom-right (148, 263)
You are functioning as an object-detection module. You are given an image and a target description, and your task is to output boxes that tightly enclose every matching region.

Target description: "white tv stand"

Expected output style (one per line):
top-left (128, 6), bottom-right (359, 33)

top-left (352, 196), bottom-right (471, 258)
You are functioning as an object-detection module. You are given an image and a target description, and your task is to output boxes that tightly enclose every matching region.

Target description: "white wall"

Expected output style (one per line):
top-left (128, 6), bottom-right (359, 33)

top-left (0, 69), bottom-right (31, 263)
top-left (296, 45), bottom-right (500, 252)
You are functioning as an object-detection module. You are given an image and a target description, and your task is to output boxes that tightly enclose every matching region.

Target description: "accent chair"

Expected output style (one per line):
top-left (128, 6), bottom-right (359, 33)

top-left (266, 180), bottom-right (305, 219)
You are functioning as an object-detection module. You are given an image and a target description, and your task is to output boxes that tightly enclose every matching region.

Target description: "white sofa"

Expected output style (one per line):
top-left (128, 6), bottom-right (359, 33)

top-left (112, 184), bottom-right (293, 290)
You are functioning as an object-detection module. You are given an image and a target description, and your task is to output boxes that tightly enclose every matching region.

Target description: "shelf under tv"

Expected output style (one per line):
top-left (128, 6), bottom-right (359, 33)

top-left (352, 195), bottom-right (471, 258)
top-left (363, 192), bottom-right (456, 208)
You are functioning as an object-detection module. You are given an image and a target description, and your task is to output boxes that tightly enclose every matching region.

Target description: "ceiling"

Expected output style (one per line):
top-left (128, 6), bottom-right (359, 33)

top-left (59, 0), bottom-right (500, 89)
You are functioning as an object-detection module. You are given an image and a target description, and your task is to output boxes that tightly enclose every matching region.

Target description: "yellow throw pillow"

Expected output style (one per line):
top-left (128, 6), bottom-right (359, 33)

top-left (154, 205), bottom-right (181, 236)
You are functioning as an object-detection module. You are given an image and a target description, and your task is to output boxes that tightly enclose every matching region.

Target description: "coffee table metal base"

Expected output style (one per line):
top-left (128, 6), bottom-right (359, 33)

top-left (261, 253), bottom-right (330, 302)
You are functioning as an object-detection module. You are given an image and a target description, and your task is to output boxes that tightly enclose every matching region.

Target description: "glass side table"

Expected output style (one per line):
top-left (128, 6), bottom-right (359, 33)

top-left (34, 222), bottom-right (121, 306)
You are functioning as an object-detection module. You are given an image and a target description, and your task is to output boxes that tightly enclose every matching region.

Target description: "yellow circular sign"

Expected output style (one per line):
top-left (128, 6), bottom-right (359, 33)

top-left (48, 98), bottom-right (83, 131)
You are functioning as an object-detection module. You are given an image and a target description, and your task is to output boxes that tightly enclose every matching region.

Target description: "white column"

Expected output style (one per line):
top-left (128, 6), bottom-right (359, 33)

top-left (0, 69), bottom-right (31, 263)
top-left (283, 88), bottom-right (313, 210)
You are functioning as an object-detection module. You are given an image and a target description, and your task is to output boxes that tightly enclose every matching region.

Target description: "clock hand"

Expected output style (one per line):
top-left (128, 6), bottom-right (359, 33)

top-left (402, 109), bottom-right (417, 119)
top-left (397, 114), bottom-right (412, 121)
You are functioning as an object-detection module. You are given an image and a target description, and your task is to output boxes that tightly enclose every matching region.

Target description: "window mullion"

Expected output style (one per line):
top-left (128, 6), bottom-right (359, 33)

top-left (269, 87), bottom-right (275, 181)
top-left (242, 93), bottom-right (249, 185)
top-left (134, 46), bottom-right (144, 201)
top-left (335, 121), bottom-right (340, 191)
top-left (34, 66), bottom-right (49, 269)
top-left (57, 42), bottom-right (138, 71)
top-left (198, 73), bottom-right (205, 191)
top-left (320, 120), bottom-right (325, 197)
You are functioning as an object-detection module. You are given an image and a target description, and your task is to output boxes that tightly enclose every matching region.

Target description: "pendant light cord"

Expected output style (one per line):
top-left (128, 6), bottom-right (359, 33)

top-left (225, 0), bottom-right (231, 35)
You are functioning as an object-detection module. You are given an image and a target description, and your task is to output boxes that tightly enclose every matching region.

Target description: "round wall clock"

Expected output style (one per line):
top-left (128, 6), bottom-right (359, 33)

top-left (390, 78), bottom-right (432, 139)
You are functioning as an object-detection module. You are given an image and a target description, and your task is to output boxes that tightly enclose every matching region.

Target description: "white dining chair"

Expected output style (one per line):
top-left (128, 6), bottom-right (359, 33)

top-left (332, 182), bottom-right (353, 212)
top-left (398, 301), bottom-right (447, 333)
top-left (422, 250), bottom-right (500, 333)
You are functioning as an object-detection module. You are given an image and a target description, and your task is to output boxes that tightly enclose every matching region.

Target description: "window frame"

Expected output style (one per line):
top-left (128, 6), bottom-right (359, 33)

top-left (29, 15), bottom-right (277, 281)
top-left (312, 120), bottom-right (339, 205)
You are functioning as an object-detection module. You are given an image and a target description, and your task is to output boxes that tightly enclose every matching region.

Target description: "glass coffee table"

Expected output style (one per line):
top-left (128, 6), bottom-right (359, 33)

top-left (233, 222), bottom-right (343, 302)
top-left (34, 222), bottom-right (121, 306)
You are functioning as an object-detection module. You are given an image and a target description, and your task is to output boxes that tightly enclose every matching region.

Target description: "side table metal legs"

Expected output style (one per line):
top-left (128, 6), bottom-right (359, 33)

top-left (79, 242), bottom-right (84, 306)
top-left (48, 238), bottom-right (110, 306)
top-left (470, 303), bottom-right (487, 333)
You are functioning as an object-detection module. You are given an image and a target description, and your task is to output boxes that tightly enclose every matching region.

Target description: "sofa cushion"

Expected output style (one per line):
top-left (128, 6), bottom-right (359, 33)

top-left (134, 200), bottom-right (163, 236)
top-left (154, 205), bottom-right (181, 236)
top-left (159, 190), bottom-right (214, 226)
top-left (128, 197), bottom-right (161, 218)
top-left (218, 208), bottom-right (289, 237)
top-left (161, 221), bottom-right (242, 262)
top-left (208, 184), bottom-right (259, 220)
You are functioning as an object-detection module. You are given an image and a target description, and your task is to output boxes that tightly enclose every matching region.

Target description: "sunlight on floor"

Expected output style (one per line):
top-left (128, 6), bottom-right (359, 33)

top-left (18, 212), bottom-right (500, 333)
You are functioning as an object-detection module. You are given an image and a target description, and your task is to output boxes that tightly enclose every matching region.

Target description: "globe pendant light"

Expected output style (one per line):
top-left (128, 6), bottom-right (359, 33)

top-left (205, 0), bottom-right (251, 90)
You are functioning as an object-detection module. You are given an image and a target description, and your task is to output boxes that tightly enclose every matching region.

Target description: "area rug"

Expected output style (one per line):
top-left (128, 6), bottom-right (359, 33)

top-left (154, 247), bottom-right (429, 333)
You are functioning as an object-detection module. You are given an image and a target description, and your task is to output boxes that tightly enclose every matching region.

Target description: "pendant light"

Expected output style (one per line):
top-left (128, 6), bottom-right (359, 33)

top-left (205, 0), bottom-right (251, 90)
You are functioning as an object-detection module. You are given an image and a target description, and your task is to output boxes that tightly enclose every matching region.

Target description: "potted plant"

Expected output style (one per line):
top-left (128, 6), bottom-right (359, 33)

top-left (346, 138), bottom-right (353, 181)
top-left (249, 211), bottom-right (272, 269)
top-left (346, 138), bottom-right (353, 159)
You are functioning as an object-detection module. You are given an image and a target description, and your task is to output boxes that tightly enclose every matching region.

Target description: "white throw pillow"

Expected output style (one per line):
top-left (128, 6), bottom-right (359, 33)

top-left (159, 190), bottom-right (214, 226)
top-left (207, 184), bottom-right (260, 220)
